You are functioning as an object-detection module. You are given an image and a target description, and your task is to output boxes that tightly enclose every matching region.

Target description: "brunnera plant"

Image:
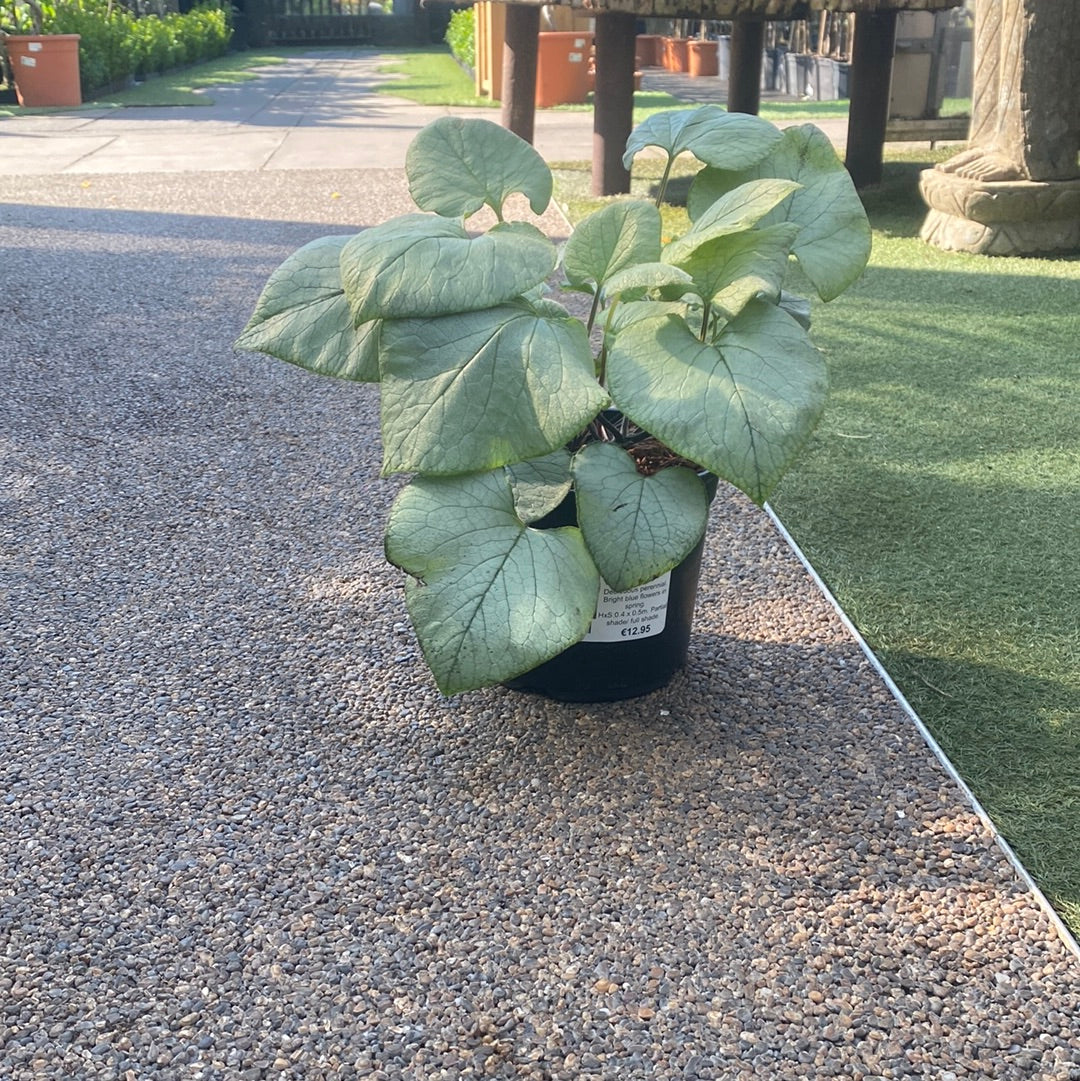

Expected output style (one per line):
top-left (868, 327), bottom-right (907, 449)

top-left (237, 106), bottom-right (871, 695)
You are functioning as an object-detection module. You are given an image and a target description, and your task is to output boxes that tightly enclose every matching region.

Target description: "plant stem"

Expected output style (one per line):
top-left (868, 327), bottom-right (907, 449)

top-left (596, 300), bottom-right (620, 386)
top-left (655, 154), bottom-right (675, 208)
top-left (585, 289), bottom-right (602, 335)
top-left (699, 303), bottom-right (712, 342)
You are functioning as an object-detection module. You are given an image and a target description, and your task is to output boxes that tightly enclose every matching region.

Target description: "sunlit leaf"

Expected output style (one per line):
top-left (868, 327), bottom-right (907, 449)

top-left (687, 124), bottom-right (871, 300)
top-left (385, 471), bottom-right (599, 694)
top-left (606, 299), bottom-right (828, 503)
top-left (235, 235), bottom-right (380, 381)
top-left (341, 215), bottom-right (556, 322)
top-left (572, 442), bottom-right (708, 591)
top-left (379, 303), bottom-right (608, 475)
top-left (406, 117), bottom-right (553, 219)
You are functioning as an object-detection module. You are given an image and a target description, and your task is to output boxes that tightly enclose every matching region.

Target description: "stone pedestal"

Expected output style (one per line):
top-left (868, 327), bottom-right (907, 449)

top-left (919, 168), bottom-right (1080, 255)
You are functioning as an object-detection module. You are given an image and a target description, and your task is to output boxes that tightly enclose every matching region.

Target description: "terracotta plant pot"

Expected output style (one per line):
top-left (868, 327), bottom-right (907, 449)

top-left (535, 31), bottom-right (594, 108)
top-left (5, 34), bottom-right (82, 107)
top-left (688, 39), bottom-right (719, 78)
top-left (664, 37), bottom-right (689, 73)
top-left (635, 34), bottom-right (663, 68)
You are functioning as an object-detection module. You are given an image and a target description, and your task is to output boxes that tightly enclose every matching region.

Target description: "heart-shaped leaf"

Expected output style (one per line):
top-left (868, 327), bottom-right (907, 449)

top-left (606, 299), bottom-right (828, 504)
top-left (379, 303), bottom-right (608, 476)
top-left (406, 117), bottom-right (553, 219)
top-left (687, 124), bottom-right (871, 301)
top-left (562, 200), bottom-right (661, 294)
top-left (572, 442), bottom-right (709, 592)
top-left (385, 471), bottom-right (600, 694)
top-left (662, 178), bottom-right (800, 266)
top-left (675, 222), bottom-right (800, 317)
top-left (341, 215), bottom-right (556, 323)
top-left (623, 105), bottom-right (784, 172)
top-left (235, 235), bottom-right (380, 382)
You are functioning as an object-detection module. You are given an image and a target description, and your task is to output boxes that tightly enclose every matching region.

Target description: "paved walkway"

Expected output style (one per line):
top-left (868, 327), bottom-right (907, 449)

top-left (0, 48), bottom-right (852, 175)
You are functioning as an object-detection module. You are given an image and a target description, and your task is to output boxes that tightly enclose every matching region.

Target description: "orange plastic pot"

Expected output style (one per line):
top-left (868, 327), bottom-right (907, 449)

top-left (5, 34), bottom-right (82, 107)
top-left (688, 39), bottom-right (719, 78)
top-left (535, 31), bottom-right (594, 108)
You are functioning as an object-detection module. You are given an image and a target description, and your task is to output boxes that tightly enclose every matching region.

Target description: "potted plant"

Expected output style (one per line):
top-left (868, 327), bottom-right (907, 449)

top-left (1, 0), bottom-right (82, 107)
top-left (236, 105), bottom-right (870, 700)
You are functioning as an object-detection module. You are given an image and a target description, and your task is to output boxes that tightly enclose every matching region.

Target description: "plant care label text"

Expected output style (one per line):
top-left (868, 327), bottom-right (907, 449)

top-left (583, 573), bottom-right (670, 643)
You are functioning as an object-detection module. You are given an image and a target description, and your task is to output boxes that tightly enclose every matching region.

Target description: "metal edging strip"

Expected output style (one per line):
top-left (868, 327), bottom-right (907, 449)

top-left (764, 503), bottom-right (1080, 963)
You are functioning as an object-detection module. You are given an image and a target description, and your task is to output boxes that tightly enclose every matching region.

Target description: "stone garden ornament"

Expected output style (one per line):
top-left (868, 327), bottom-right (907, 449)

top-left (920, 0), bottom-right (1080, 254)
top-left (237, 108), bottom-right (870, 699)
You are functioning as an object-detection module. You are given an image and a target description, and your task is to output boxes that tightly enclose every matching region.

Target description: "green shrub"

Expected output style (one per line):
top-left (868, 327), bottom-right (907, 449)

top-left (39, 0), bottom-right (231, 95)
top-left (444, 7), bottom-right (474, 72)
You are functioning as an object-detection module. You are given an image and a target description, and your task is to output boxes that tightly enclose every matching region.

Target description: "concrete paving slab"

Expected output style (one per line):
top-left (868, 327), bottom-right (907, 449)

top-left (1, 134), bottom-right (118, 174)
top-left (62, 129), bottom-right (290, 173)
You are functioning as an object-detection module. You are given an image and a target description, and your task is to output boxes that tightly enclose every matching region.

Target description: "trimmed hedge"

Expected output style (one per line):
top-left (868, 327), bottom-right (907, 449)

top-left (38, 1), bottom-right (231, 96)
top-left (443, 6), bottom-right (473, 73)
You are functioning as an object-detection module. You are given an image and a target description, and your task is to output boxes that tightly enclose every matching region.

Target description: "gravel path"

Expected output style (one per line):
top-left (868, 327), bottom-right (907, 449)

top-left (2, 171), bottom-right (1079, 1080)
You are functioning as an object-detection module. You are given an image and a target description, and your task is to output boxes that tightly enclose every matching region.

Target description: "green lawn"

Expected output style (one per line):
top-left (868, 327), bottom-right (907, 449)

top-left (376, 49), bottom-right (688, 125)
top-left (377, 47), bottom-right (497, 108)
top-left (99, 51), bottom-right (296, 106)
top-left (0, 49), bottom-right (298, 113)
top-left (555, 149), bottom-right (1080, 939)
top-left (772, 159), bottom-right (1080, 936)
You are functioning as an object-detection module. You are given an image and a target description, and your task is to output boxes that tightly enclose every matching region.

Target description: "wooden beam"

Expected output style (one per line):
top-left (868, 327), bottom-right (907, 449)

top-left (728, 18), bottom-right (764, 114)
top-left (501, 3), bottom-right (540, 144)
top-left (592, 10), bottom-right (637, 196)
top-left (844, 10), bottom-right (898, 188)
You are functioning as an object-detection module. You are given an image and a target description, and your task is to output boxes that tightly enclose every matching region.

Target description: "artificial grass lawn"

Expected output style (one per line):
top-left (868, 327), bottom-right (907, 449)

top-left (555, 148), bottom-right (1080, 938)
top-left (770, 155), bottom-right (1080, 936)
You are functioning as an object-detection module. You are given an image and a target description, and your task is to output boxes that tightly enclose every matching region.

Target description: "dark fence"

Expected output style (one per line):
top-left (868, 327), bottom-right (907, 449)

top-left (267, 13), bottom-right (427, 44)
top-left (239, 0), bottom-right (445, 47)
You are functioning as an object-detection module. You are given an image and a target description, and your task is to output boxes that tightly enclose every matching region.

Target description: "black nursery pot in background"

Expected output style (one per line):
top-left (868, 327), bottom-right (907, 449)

top-left (503, 477), bottom-right (716, 703)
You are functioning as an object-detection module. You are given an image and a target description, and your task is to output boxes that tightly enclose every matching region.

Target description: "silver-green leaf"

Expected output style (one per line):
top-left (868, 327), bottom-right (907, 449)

top-left (506, 450), bottom-right (573, 524)
top-left (687, 124), bottom-right (871, 301)
top-left (406, 117), bottom-right (553, 219)
top-left (675, 222), bottom-right (800, 317)
top-left (385, 471), bottom-right (600, 694)
top-left (601, 262), bottom-right (693, 303)
top-left (662, 178), bottom-right (801, 266)
top-left (606, 300), bottom-right (828, 504)
top-left (572, 442), bottom-right (709, 592)
top-left (341, 215), bottom-right (556, 323)
top-left (235, 235), bottom-right (380, 381)
top-left (623, 105), bottom-right (784, 172)
top-left (562, 200), bottom-right (661, 294)
top-left (379, 304), bottom-right (609, 476)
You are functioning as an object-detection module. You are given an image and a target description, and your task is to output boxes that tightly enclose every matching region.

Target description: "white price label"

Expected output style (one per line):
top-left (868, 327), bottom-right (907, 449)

top-left (583, 573), bottom-right (670, 643)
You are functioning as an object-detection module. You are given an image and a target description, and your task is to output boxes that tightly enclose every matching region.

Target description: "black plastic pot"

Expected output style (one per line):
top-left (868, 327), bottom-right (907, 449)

top-left (503, 476), bottom-right (715, 703)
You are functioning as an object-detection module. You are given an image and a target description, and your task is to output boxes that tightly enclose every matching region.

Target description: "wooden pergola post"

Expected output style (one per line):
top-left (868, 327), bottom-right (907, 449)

top-left (592, 10), bottom-right (638, 195)
top-left (844, 10), bottom-right (898, 188)
top-left (501, 3), bottom-right (540, 144)
top-left (728, 17), bottom-right (765, 114)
